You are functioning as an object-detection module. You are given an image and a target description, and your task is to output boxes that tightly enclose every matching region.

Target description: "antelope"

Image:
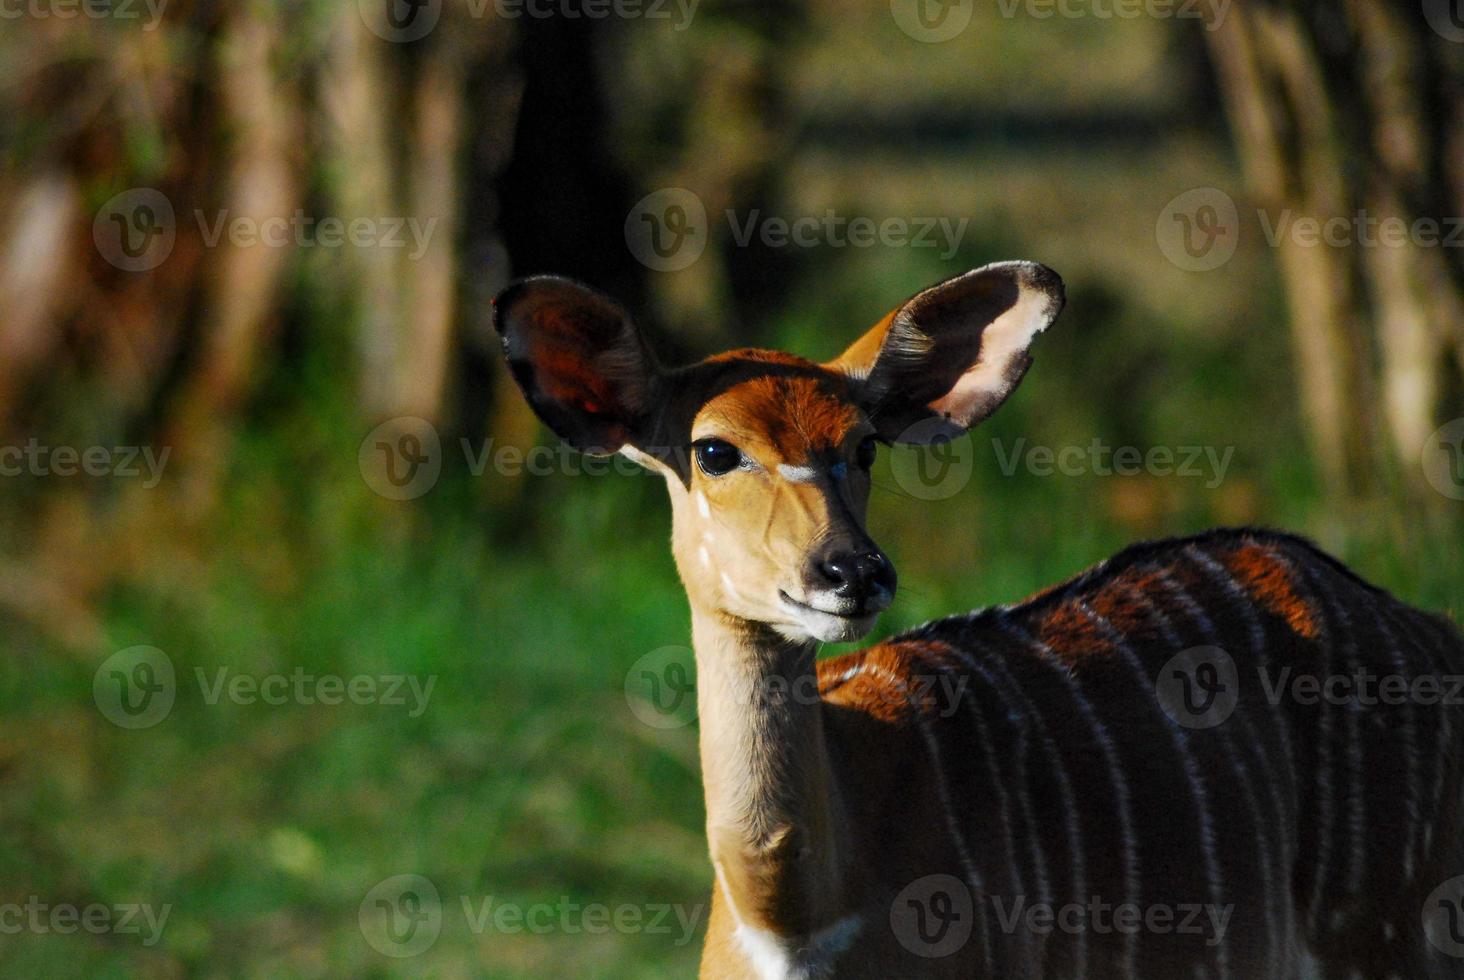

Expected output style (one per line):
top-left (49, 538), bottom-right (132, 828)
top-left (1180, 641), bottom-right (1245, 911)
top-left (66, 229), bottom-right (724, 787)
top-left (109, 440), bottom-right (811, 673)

top-left (493, 261), bottom-right (1464, 979)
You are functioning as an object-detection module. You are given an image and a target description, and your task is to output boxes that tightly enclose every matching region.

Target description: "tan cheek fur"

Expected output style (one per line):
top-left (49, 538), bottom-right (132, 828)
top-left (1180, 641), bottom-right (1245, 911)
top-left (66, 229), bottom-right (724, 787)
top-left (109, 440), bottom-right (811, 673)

top-left (668, 468), bottom-right (837, 620)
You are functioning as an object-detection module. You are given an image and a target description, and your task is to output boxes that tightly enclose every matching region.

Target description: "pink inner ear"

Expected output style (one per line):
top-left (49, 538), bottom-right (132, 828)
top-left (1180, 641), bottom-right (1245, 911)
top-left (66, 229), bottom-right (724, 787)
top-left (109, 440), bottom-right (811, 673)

top-left (924, 285), bottom-right (1054, 427)
top-left (929, 368), bottom-right (993, 427)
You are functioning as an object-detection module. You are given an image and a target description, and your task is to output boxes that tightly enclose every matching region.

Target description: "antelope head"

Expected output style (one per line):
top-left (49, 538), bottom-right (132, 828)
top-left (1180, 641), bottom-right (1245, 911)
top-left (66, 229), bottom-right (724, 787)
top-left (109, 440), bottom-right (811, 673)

top-left (494, 261), bottom-right (1065, 643)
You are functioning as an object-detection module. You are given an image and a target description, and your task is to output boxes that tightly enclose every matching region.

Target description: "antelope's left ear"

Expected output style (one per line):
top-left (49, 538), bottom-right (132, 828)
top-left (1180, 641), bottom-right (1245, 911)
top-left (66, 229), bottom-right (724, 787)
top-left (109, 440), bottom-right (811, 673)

top-left (493, 275), bottom-right (661, 456)
top-left (828, 261), bottom-right (1065, 444)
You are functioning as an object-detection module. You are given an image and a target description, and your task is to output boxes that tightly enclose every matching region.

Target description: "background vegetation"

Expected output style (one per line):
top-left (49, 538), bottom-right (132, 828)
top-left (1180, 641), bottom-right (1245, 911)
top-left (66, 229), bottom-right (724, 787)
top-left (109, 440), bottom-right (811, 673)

top-left (0, 1), bottom-right (1460, 976)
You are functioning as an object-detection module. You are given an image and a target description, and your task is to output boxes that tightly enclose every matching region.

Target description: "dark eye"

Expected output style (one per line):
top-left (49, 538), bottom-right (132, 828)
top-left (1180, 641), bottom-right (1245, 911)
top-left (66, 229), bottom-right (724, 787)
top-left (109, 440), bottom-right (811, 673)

top-left (694, 439), bottom-right (742, 477)
top-left (855, 436), bottom-right (878, 470)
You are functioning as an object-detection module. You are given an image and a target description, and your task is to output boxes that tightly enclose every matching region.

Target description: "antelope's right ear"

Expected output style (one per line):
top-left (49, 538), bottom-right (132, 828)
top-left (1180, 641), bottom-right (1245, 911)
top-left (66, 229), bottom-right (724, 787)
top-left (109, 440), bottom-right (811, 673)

top-left (828, 261), bottom-right (1065, 443)
top-left (493, 276), bottom-right (661, 456)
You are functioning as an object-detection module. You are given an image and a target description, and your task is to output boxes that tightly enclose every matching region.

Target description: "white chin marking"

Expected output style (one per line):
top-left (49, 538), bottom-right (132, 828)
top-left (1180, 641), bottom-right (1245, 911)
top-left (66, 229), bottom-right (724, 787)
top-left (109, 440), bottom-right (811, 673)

top-left (773, 588), bottom-right (890, 644)
top-left (775, 606), bottom-right (879, 644)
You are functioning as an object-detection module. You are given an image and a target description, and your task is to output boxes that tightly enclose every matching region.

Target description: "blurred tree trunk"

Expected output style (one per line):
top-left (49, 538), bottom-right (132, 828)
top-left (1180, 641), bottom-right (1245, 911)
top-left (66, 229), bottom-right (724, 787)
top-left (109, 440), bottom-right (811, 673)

top-left (168, 5), bottom-right (301, 514)
top-left (323, 11), bottom-right (479, 425)
top-left (1203, 0), bottom-right (1464, 498)
top-left (0, 175), bottom-right (80, 425)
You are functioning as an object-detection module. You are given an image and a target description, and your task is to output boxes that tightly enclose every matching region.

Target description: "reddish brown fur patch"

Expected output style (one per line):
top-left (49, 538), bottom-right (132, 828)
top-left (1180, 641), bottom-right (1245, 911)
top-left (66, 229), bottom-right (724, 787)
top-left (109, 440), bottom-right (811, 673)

top-left (1019, 565), bottom-right (1169, 613)
top-left (818, 643), bottom-right (941, 723)
top-left (707, 348), bottom-right (817, 369)
top-left (818, 650), bottom-right (903, 722)
top-left (1222, 543), bottom-right (1320, 639)
top-left (712, 374), bottom-right (861, 460)
top-left (1036, 600), bottom-right (1114, 664)
top-left (1088, 574), bottom-right (1153, 639)
top-left (530, 308), bottom-right (641, 420)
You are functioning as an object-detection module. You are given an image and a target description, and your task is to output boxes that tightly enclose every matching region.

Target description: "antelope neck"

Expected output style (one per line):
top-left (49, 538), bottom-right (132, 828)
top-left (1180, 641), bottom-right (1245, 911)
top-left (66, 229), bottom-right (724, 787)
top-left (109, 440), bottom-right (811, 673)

top-left (690, 608), bottom-right (845, 937)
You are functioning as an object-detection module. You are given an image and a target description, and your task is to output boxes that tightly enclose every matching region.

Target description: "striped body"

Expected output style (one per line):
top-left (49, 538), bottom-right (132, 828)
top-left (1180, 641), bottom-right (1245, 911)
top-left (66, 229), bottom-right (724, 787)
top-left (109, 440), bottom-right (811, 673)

top-left (792, 528), bottom-right (1464, 979)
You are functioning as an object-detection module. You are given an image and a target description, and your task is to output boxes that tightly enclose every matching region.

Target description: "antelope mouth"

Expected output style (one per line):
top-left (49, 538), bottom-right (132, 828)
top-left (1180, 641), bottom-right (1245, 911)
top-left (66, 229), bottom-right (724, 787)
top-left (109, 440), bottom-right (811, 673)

top-left (777, 590), bottom-right (888, 643)
top-left (778, 590), bottom-right (889, 619)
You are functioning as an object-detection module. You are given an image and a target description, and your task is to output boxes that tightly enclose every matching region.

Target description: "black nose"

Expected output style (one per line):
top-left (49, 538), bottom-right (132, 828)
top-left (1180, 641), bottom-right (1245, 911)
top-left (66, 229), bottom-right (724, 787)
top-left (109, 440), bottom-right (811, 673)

top-left (814, 548), bottom-right (897, 602)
